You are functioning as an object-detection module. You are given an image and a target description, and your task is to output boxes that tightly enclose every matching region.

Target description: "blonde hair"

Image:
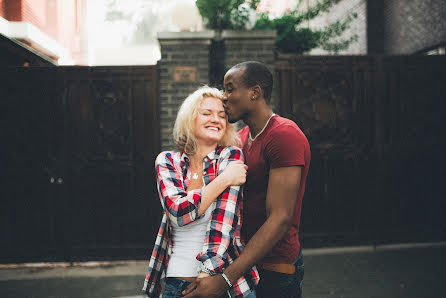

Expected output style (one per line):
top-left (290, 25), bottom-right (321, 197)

top-left (173, 86), bottom-right (237, 154)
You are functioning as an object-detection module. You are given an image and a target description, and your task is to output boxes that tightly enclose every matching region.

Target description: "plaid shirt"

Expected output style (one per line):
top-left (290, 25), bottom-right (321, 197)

top-left (143, 145), bottom-right (259, 298)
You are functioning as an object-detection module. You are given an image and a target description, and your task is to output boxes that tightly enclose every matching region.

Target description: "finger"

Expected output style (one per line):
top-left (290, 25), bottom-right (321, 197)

top-left (182, 282), bottom-right (198, 296)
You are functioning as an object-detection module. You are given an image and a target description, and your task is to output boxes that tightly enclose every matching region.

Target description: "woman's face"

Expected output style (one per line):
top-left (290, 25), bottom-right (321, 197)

top-left (194, 96), bottom-right (227, 145)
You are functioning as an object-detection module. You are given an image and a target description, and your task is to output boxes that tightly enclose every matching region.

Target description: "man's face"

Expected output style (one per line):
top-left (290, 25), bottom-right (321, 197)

top-left (222, 67), bottom-right (251, 123)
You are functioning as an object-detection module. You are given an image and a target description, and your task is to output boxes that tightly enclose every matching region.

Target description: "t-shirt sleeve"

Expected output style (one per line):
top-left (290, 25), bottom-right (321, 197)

top-left (264, 124), bottom-right (307, 169)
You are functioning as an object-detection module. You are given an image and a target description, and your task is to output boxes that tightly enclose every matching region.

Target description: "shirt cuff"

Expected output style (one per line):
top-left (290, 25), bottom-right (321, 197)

top-left (198, 254), bottom-right (226, 274)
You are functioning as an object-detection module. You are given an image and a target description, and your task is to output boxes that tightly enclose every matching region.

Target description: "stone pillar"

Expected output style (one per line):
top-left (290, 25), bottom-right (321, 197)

top-left (223, 30), bottom-right (276, 71)
top-left (157, 30), bottom-right (277, 150)
top-left (157, 31), bottom-right (215, 151)
top-left (222, 30), bottom-right (277, 106)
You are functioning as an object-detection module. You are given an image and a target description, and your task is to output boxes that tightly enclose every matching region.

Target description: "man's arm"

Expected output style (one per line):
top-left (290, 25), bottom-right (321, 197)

top-left (184, 166), bottom-right (302, 297)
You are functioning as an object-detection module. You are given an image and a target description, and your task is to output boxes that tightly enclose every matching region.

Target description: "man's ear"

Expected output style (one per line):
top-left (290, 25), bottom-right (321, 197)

top-left (250, 85), bottom-right (262, 101)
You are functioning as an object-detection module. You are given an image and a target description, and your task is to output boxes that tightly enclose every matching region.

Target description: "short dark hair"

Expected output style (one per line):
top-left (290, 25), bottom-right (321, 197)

top-left (230, 61), bottom-right (273, 103)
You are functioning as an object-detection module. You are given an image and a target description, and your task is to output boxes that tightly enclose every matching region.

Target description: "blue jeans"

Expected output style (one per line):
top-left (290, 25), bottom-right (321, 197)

top-left (162, 278), bottom-right (192, 298)
top-left (256, 250), bottom-right (304, 298)
top-left (163, 277), bottom-right (257, 298)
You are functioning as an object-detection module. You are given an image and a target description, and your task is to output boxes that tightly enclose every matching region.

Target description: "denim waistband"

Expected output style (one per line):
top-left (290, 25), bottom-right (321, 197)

top-left (165, 277), bottom-right (192, 288)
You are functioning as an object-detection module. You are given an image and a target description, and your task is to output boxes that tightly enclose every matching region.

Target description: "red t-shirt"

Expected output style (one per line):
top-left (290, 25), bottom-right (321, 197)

top-left (238, 115), bottom-right (311, 263)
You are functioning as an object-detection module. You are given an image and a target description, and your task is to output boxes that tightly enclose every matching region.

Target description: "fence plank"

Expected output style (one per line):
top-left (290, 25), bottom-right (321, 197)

top-left (0, 66), bottom-right (160, 262)
top-left (275, 55), bottom-right (446, 247)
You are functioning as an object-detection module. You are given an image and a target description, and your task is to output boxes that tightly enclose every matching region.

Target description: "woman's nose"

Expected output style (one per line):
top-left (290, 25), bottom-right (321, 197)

top-left (210, 113), bottom-right (219, 122)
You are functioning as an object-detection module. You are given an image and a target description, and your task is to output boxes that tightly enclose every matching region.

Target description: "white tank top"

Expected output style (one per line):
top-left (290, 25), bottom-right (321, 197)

top-left (166, 205), bottom-right (213, 277)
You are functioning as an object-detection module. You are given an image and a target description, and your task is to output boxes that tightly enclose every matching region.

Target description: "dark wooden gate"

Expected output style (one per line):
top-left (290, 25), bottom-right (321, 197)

top-left (0, 66), bottom-right (161, 262)
top-left (275, 55), bottom-right (446, 247)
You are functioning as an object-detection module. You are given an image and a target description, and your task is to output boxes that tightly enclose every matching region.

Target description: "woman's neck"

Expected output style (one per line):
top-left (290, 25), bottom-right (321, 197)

top-left (189, 143), bottom-right (217, 166)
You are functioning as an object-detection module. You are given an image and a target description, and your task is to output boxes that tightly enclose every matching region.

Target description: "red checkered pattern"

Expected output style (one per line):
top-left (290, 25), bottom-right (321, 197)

top-left (143, 145), bottom-right (259, 297)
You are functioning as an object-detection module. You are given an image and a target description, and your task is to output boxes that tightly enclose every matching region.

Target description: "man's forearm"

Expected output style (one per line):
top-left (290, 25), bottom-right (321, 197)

top-left (223, 214), bottom-right (291, 283)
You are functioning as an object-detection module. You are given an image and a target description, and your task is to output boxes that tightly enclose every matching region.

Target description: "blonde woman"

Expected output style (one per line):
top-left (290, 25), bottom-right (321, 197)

top-left (143, 86), bottom-right (259, 298)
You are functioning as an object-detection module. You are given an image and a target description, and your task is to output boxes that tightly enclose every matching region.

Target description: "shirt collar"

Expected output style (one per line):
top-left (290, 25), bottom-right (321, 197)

top-left (180, 152), bottom-right (189, 164)
top-left (207, 146), bottom-right (221, 161)
top-left (180, 146), bottom-right (221, 164)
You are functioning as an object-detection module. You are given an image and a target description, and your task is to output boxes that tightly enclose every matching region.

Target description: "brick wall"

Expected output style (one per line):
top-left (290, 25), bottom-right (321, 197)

top-left (223, 30), bottom-right (277, 111)
top-left (22, 0), bottom-right (49, 35)
top-left (0, 0), bottom-right (88, 64)
top-left (1, 0), bottom-right (54, 36)
top-left (157, 30), bottom-right (276, 151)
top-left (1, 0), bottom-right (21, 20)
top-left (157, 31), bottom-right (214, 151)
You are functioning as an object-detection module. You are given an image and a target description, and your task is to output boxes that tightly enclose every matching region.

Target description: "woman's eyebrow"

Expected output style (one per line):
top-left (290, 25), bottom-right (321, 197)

top-left (199, 108), bottom-right (225, 112)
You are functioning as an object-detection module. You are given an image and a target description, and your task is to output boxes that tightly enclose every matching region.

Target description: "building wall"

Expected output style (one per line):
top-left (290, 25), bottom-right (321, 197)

top-left (368, 0), bottom-right (446, 54)
top-left (304, 0), bottom-right (367, 55)
top-left (383, 0), bottom-right (446, 54)
top-left (0, 0), bottom-right (19, 20)
top-left (22, 0), bottom-right (50, 34)
top-left (223, 30), bottom-right (277, 108)
top-left (0, 0), bottom-right (88, 64)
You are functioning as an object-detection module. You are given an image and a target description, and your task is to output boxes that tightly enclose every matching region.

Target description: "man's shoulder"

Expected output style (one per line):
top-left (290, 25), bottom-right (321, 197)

top-left (268, 116), bottom-right (305, 138)
top-left (263, 116), bottom-right (309, 152)
top-left (271, 115), bottom-right (298, 128)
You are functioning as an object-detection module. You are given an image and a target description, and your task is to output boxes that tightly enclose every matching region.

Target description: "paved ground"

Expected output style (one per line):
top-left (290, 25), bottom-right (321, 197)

top-left (0, 243), bottom-right (445, 298)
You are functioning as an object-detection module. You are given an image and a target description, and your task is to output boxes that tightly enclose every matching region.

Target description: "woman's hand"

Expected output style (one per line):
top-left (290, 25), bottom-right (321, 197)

top-left (219, 160), bottom-right (248, 186)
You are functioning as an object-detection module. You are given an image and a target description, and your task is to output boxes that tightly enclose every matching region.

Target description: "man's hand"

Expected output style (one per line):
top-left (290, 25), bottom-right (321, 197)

top-left (182, 274), bottom-right (229, 297)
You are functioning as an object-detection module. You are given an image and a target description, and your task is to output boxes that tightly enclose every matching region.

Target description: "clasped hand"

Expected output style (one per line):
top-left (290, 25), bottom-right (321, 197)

top-left (219, 160), bottom-right (248, 186)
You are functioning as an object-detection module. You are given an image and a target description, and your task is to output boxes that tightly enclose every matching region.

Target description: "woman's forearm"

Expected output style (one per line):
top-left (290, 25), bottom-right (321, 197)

top-left (197, 174), bottom-right (230, 216)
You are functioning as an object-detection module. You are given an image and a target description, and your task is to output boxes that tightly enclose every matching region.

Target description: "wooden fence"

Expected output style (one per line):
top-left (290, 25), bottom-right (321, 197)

top-left (1, 55), bottom-right (445, 262)
top-left (275, 55), bottom-right (446, 247)
top-left (0, 66), bottom-right (161, 262)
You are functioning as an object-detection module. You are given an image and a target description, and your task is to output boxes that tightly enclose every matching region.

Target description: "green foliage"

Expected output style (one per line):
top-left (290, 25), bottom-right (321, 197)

top-left (195, 0), bottom-right (358, 54)
top-left (195, 0), bottom-right (260, 30)
top-left (254, 0), bottom-right (358, 54)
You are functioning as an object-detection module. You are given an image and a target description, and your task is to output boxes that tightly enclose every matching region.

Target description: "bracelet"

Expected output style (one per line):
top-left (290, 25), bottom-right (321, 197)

top-left (220, 272), bottom-right (233, 288)
top-left (198, 263), bottom-right (217, 276)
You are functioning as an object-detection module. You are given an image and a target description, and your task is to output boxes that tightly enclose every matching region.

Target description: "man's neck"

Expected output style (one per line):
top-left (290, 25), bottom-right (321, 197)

top-left (244, 107), bottom-right (274, 138)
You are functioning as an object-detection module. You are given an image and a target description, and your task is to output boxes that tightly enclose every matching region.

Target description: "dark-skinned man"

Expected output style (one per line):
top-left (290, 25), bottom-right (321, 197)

top-left (184, 61), bottom-right (311, 298)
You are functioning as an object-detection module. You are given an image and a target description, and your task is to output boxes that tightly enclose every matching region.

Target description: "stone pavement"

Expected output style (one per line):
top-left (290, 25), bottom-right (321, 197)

top-left (0, 242), bottom-right (445, 298)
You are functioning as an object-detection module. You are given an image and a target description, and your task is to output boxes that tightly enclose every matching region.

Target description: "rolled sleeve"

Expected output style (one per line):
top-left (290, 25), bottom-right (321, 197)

top-left (156, 152), bottom-right (203, 227)
top-left (197, 146), bottom-right (243, 273)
